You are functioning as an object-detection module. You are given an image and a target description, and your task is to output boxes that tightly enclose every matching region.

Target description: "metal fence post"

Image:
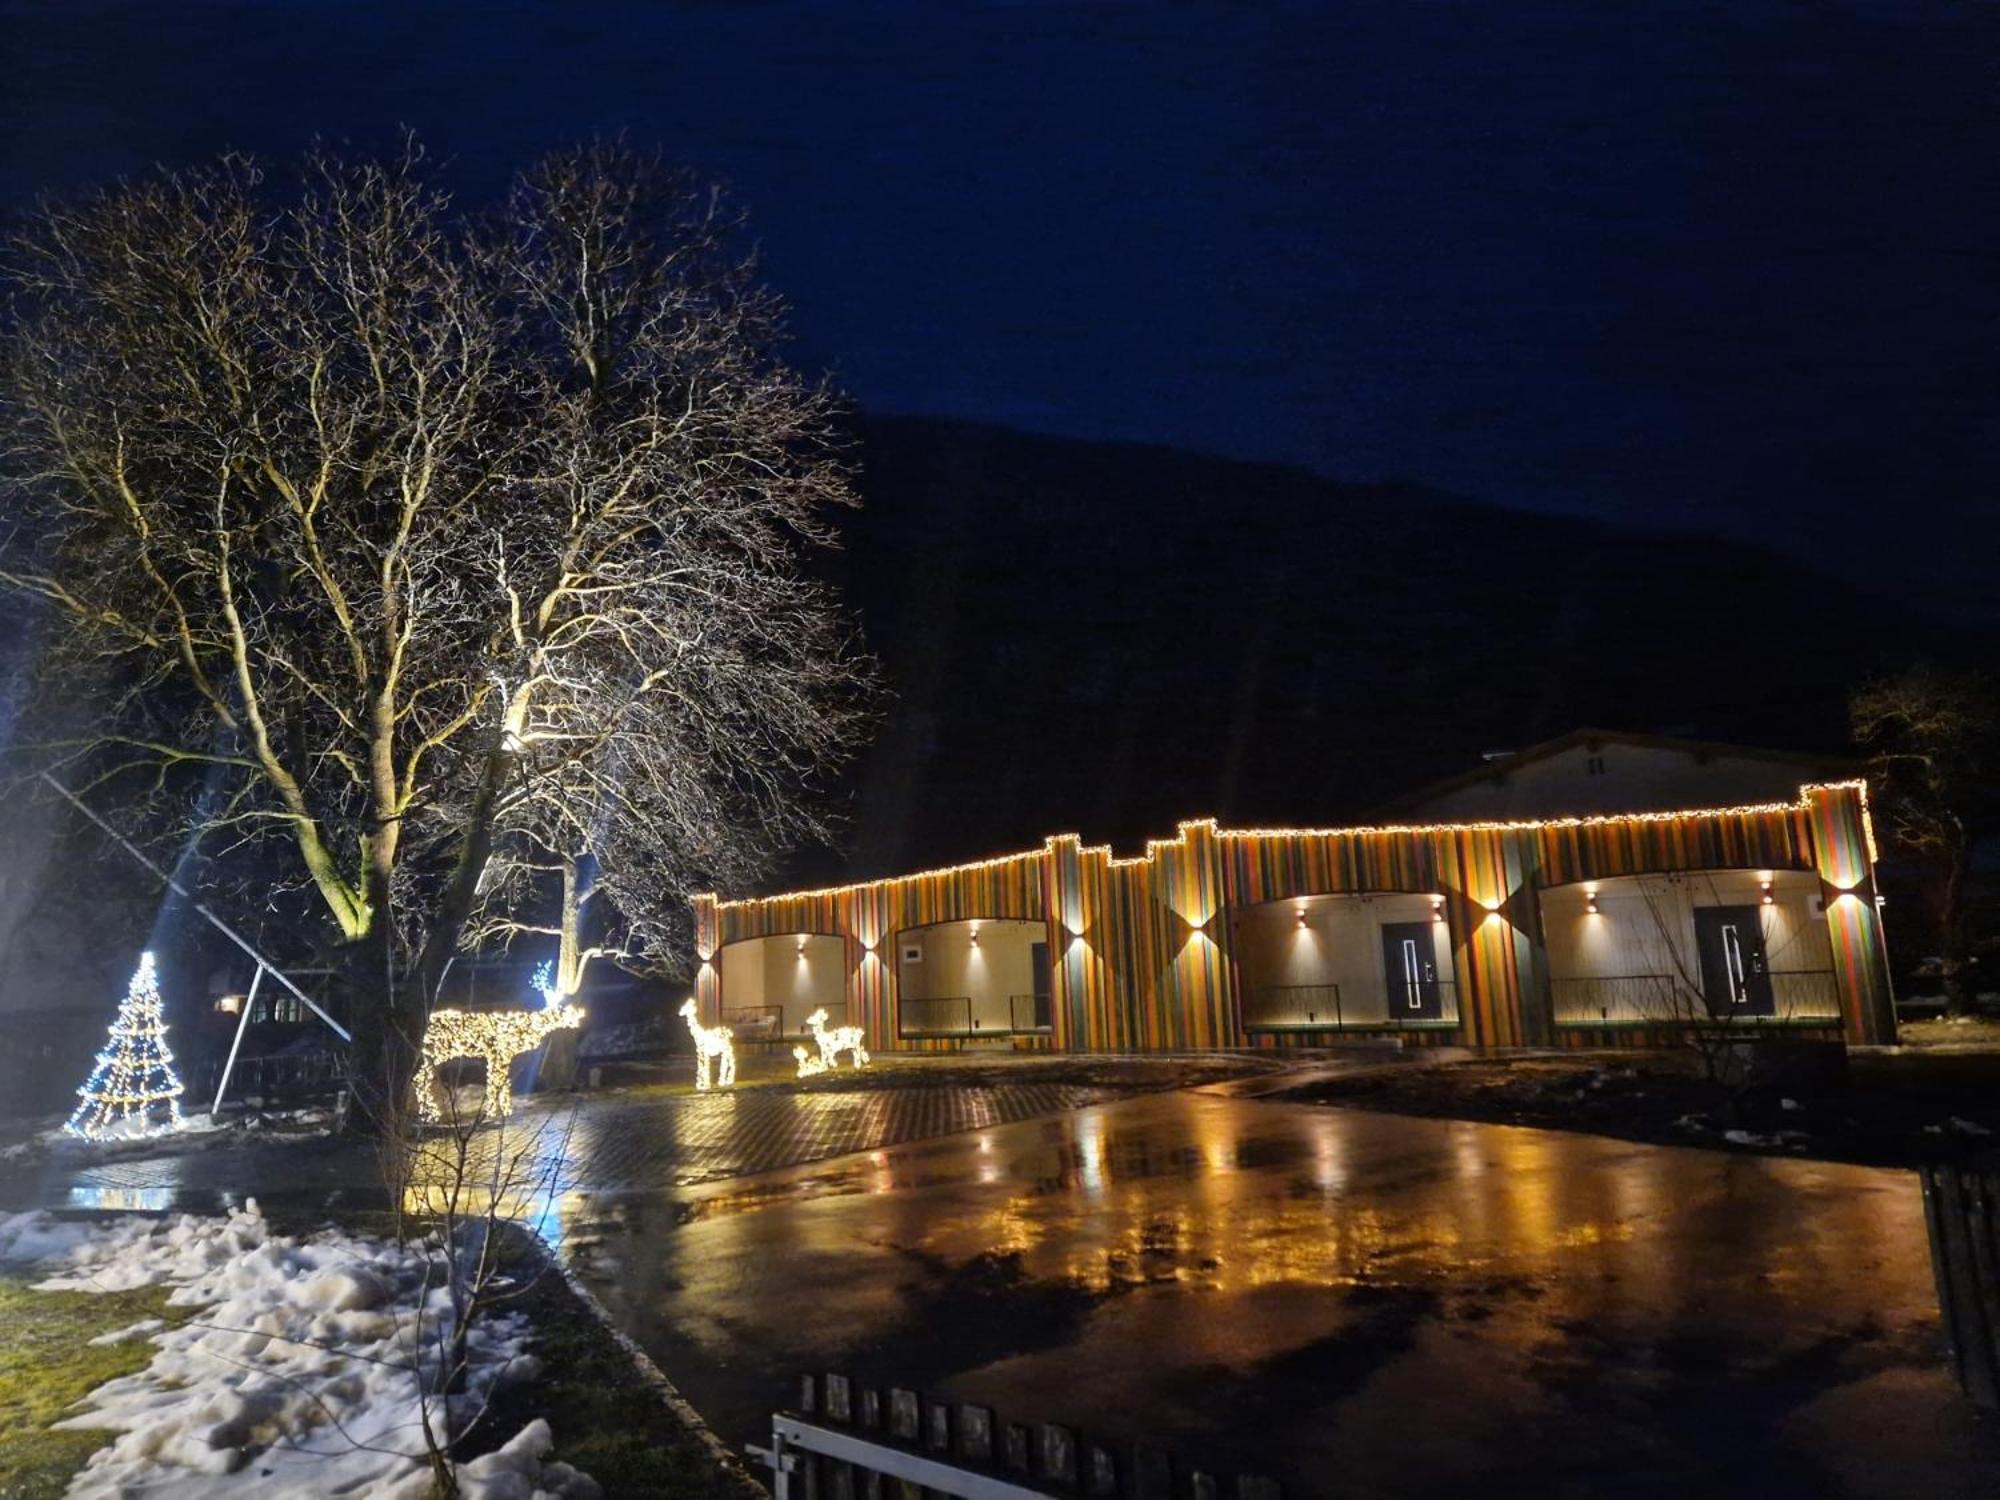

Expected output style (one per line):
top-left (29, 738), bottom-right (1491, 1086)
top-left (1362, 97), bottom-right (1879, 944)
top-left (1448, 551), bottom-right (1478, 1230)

top-left (1921, 1160), bottom-right (2000, 1411)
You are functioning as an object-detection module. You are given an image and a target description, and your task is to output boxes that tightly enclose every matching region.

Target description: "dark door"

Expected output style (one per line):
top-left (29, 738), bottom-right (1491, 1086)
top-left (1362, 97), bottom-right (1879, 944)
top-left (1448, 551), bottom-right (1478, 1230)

top-left (1030, 941), bottom-right (1052, 1029)
top-left (1381, 922), bottom-right (1443, 1021)
top-left (1694, 906), bottom-right (1774, 1018)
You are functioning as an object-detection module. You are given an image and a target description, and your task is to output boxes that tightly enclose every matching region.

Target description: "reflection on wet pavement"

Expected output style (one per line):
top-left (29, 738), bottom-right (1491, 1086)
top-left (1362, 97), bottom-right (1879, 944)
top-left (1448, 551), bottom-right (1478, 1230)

top-left (0, 1079), bottom-right (1129, 1221)
top-left (564, 1092), bottom-right (1999, 1500)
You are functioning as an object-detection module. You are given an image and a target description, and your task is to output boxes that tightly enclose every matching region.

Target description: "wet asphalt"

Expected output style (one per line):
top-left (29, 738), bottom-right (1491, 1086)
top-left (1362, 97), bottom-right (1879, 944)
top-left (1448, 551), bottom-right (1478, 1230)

top-left (559, 1083), bottom-right (2000, 1500)
top-left (5, 1064), bottom-right (1997, 1498)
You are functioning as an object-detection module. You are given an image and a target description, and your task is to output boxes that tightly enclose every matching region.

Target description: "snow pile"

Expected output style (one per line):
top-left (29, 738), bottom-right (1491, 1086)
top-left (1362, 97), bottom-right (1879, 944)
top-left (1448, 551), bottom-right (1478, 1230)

top-left (0, 1201), bottom-right (599, 1499)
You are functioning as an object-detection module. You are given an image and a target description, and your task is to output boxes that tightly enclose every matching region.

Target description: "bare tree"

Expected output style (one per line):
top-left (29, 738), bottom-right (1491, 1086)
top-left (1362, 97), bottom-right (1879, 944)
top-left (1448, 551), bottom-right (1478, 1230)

top-left (450, 145), bottom-right (873, 1001)
top-left (1852, 665), bottom-right (1996, 1018)
top-left (0, 139), bottom-right (874, 1122)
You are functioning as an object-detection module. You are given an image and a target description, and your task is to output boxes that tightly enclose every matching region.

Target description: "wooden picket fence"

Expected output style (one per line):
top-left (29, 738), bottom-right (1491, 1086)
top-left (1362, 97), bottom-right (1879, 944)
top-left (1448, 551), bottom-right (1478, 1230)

top-left (1921, 1159), bottom-right (2000, 1411)
top-left (750, 1372), bottom-right (1281, 1499)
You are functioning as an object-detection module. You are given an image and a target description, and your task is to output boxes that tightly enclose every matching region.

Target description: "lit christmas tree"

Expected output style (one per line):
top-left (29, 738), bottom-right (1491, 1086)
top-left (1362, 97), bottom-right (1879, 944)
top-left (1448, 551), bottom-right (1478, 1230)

top-left (66, 951), bottom-right (185, 1140)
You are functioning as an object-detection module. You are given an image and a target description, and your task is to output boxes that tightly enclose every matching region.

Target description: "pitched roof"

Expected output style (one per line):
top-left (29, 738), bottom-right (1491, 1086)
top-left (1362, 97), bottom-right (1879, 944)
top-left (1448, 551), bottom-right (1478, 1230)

top-left (1375, 726), bottom-right (1861, 818)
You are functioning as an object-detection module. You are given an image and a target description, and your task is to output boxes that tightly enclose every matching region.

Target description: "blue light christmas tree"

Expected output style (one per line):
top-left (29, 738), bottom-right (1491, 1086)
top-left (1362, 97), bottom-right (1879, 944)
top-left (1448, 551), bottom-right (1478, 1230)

top-left (66, 951), bottom-right (185, 1140)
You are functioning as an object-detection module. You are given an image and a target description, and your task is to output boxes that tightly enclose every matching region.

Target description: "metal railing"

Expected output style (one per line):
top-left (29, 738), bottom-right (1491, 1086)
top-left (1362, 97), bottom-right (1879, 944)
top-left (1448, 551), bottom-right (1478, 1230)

top-left (194, 1050), bottom-right (344, 1104)
top-left (901, 996), bottom-right (1053, 1038)
top-left (1244, 983), bottom-right (1344, 1030)
top-left (723, 1001), bottom-right (853, 1042)
top-left (1551, 971), bottom-right (1842, 1026)
top-left (722, 1004), bottom-right (783, 1040)
top-left (1008, 994), bottom-right (1053, 1033)
top-left (899, 996), bottom-right (975, 1038)
top-left (1245, 981), bottom-right (1460, 1032)
top-left (1770, 970), bottom-right (1842, 1019)
top-left (752, 1372), bottom-right (1281, 1499)
top-left (1550, 974), bottom-right (1678, 1025)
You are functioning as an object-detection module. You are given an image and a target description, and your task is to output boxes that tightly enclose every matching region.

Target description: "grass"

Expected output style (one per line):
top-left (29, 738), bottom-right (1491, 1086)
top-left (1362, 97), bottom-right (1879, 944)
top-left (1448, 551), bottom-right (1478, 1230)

top-left (468, 1225), bottom-right (762, 1498)
top-left (0, 1274), bottom-right (173, 1500)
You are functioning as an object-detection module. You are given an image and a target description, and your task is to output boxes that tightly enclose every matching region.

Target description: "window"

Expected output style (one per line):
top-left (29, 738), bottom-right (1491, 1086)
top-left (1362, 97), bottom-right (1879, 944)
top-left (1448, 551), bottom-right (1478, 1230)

top-left (1585, 754), bottom-right (1607, 775)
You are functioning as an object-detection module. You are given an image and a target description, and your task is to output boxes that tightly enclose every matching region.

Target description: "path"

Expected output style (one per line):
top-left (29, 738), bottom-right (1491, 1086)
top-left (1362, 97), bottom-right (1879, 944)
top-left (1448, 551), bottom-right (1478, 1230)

top-left (558, 1088), bottom-right (2000, 1500)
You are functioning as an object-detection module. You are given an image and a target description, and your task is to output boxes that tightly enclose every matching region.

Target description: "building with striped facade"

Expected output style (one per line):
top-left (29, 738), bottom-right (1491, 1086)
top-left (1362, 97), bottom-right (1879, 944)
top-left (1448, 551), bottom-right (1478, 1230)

top-left (691, 780), bottom-right (1895, 1054)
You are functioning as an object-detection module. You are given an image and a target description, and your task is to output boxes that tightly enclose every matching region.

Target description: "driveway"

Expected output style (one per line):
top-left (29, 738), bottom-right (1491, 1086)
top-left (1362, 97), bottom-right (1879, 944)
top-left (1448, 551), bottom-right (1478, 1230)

top-left (559, 1086), bottom-right (1999, 1500)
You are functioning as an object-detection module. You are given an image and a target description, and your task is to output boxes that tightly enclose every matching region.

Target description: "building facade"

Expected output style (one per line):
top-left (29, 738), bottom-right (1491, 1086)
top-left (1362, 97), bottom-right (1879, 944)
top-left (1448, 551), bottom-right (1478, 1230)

top-left (692, 780), bottom-right (1895, 1054)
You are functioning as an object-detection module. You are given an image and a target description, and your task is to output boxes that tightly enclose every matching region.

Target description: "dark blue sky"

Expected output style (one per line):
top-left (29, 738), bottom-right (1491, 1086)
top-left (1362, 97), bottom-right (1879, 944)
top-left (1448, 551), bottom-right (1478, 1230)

top-left (3, 1), bottom-right (1991, 605)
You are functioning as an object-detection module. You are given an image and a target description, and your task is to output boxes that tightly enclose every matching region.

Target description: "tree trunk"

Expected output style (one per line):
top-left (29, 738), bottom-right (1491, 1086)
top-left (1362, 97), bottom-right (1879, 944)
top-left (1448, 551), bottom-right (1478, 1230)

top-left (342, 868), bottom-right (419, 1139)
top-left (412, 737), bottom-right (518, 1034)
top-left (1942, 851), bottom-right (1978, 1019)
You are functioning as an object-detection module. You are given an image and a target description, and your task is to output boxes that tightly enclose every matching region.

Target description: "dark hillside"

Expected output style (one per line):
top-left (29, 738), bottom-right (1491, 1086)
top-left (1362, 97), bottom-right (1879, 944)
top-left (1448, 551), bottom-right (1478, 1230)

top-left (790, 417), bottom-right (1972, 887)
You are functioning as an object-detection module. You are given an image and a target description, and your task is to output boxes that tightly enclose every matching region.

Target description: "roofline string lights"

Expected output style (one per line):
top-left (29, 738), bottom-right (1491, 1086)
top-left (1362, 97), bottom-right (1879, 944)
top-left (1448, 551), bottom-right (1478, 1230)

top-left (701, 782), bottom-right (1878, 912)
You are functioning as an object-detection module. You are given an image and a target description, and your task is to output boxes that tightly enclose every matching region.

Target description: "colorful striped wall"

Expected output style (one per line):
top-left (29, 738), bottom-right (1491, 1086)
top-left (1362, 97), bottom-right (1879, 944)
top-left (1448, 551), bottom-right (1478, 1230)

top-left (692, 781), bottom-right (1896, 1054)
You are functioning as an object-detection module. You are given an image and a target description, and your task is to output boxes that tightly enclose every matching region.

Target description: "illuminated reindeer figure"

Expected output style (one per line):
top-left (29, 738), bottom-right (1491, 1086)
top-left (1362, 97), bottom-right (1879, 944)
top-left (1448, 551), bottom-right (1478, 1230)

top-left (791, 1043), bottom-right (828, 1079)
top-left (805, 1007), bottom-right (870, 1071)
top-left (416, 1002), bottom-right (585, 1123)
top-left (679, 997), bottom-right (736, 1091)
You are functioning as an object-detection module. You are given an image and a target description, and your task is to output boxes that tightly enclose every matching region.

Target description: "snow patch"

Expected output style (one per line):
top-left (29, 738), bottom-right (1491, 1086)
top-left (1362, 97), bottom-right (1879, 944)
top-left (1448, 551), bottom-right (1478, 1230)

top-left (0, 1201), bottom-right (598, 1498)
top-left (86, 1317), bottom-right (165, 1346)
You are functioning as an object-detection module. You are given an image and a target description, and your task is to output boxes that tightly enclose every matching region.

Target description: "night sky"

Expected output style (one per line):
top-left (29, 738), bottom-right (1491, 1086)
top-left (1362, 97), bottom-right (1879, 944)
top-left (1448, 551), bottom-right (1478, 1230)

top-left (2, 1), bottom-right (1992, 607)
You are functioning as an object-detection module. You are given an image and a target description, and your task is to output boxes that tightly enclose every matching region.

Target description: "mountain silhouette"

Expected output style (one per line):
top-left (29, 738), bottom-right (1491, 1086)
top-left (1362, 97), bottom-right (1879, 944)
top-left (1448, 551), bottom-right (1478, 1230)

top-left (791, 416), bottom-right (1966, 888)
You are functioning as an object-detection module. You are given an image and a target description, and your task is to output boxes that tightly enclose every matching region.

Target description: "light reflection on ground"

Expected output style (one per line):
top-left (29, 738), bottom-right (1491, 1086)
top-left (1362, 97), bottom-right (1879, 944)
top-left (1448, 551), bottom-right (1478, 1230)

top-left (565, 1091), bottom-right (1999, 1500)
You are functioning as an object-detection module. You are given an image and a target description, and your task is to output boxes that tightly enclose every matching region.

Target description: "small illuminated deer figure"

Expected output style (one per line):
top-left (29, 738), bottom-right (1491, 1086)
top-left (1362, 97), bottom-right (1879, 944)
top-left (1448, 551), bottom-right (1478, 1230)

top-left (791, 1043), bottom-right (828, 1078)
top-left (805, 1007), bottom-right (870, 1071)
top-left (679, 997), bottom-right (736, 1091)
top-left (416, 1003), bottom-right (585, 1123)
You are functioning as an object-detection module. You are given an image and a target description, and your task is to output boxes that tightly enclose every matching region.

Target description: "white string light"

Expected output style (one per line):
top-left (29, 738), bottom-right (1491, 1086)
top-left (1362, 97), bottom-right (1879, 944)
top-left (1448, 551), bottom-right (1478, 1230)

top-left (416, 1001), bottom-right (585, 1122)
top-left (679, 998), bottom-right (736, 1090)
top-left (805, 1007), bottom-right (870, 1071)
top-left (703, 781), bottom-right (1876, 911)
top-left (66, 951), bottom-right (184, 1140)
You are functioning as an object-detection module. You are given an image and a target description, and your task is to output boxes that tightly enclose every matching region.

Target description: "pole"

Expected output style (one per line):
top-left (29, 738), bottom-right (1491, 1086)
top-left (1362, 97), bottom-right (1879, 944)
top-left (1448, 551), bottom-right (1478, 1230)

top-left (210, 963), bottom-right (265, 1116)
top-left (39, 771), bottom-right (351, 1042)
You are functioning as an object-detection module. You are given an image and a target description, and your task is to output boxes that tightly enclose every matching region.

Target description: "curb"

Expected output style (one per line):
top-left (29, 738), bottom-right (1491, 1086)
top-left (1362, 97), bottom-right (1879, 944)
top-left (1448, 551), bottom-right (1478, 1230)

top-left (541, 1242), bottom-right (771, 1498)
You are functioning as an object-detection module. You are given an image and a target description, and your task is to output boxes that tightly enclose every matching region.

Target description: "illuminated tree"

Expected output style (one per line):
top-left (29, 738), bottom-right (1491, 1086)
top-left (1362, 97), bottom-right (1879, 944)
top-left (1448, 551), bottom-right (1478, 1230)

top-left (1, 140), bottom-right (874, 1126)
top-left (67, 951), bottom-right (184, 1140)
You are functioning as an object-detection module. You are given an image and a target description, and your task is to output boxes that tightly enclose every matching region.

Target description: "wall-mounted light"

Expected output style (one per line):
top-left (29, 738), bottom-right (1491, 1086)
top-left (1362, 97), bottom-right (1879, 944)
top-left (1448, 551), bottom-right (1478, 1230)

top-left (969, 923), bottom-right (981, 947)
top-left (796, 936), bottom-right (809, 958)
top-left (1584, 884), bottom-right (1601, 916)
top-left (1431, 895), bottom-right (1446, 924)
top-left (1295, 904), bottom-right (1308, 929)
